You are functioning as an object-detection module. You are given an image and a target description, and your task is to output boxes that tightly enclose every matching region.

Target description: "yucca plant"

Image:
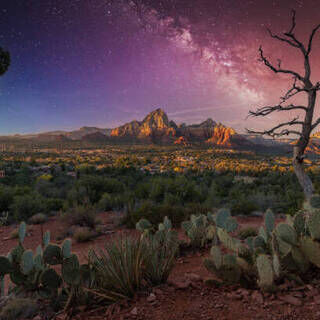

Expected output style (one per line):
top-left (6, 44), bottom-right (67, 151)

top-left (89, 235), bottom-right (145, 300)
top-left (142, 217), bottom-right (179, 285)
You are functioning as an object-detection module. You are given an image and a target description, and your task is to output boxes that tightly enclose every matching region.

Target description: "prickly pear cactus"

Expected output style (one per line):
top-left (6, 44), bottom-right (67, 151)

top-left (300, 237), bottom-right (320, 268)
top-left (275, 223), bottom-right (297, 246)
top-left (21, 250), bottom-right (34, 275)
top-left (264, 209), bottom-right (275, 236)
top-left (43, 244), bottom-right (62, 265)
top-left (310, 194), bottom-right (320, 209)
top-left (62, 239), bottom-right (72, 259)
top-left (256, 254), bottom-right (274, 291)
top-left (307, 211), bottom-right (320, 240)
top-left (215, 209), bottom-right (230, 228)
top-left (62, 254), bottom-right (80, 285)
top-left (0, 256), bottom-right (12, 276)
top-left (136, 218), bottom-right (153, 233)
top-left (19, 221), bottom-right (27, 243)
top-left (40, 268), bottom-right (62, 289)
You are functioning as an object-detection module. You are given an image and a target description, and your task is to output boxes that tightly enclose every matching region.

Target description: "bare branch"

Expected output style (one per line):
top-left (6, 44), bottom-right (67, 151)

top-left (267, 28), bottom-right (299, 48)
top-left (280, 77), bottom-right (306, 102)
top-left (259, 46), bottom-right (304, 82)
top-left (312, 117), bottom-right (320, 130)
top-left (307, 23), bottom-right (320, 54)
top-left (249, 104), bottom-right (307, 117)
top-left (246, 117), bottom-right (303, 138)
top-left (288, 9), bottom-right (296, 34)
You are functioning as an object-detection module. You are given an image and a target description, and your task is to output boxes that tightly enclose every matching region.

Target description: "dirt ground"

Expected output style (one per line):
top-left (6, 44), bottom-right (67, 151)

top-left (1, 213), bottom-right (319, 320)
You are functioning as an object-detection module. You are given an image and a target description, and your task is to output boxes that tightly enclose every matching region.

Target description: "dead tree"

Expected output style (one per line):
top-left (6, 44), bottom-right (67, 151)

top-left (248, 10), bottom-right (320, 200)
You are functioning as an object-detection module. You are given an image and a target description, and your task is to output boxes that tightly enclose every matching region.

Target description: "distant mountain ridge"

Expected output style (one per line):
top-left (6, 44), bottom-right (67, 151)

top-left (5, 108), bottom-right (319, 151)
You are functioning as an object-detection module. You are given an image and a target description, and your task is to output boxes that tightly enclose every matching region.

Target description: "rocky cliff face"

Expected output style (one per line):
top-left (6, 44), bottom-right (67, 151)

top-left (206, 124), bottom-right (236, 146)
top-left (110, 108), bottom-right (250, 147)
top-left (111, 108), bottom-right (176, 143)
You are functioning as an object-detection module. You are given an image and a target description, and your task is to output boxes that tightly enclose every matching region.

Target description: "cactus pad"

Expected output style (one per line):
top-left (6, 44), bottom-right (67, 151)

top-left (300, 237), bottom-right (320, 268)
top-left (19, 222), bottom-right (26, 243)
top-left (62, 254), bottom-right (80, 285)
top-left (21, 250), bottom-right (34, 275)
top-left (216, 208), bottom-right (231, 229)
top-left (310, 194), bottom-right (320, 209)
top-left (256, 254), bottom-right (274, 291)
top-left (307, 211), bottom-right (320, 240)
top-left (43, 244), bottom-right (62, 265)
top-left (275, 223), bottom-right (297, 246)
top-left (62, 239), bottom-right (72, 259)
top-left (40, 268), bottom-right (62, 289)
top-left (0, 256), bottom-right (12, 276)
top-left (264, 209), bottom-right (275, 235)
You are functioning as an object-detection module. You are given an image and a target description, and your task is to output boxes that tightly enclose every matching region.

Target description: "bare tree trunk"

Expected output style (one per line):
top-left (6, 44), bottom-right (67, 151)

top-left (293, 145), bottom-right (314, 200)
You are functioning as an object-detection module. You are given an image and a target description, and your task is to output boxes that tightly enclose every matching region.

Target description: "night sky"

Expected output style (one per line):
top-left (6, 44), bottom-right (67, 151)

top-left (0, 0), bottom-right (320, 134)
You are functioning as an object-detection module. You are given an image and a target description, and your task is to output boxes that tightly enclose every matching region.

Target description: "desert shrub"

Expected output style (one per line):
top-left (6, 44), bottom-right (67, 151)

top-left (237, 226), bottom-right (258, 240)
top-left (42, 198), bottom-right (63, 213)
top-left (0, 298), bottom-right (39, 320)
top-left (73, 227), bottom-right (96, 243)
top-left (89, 236), bottom-right (145, 299)
top-left (10, 193), bottom-right (44, 221)
top-left (98, 192), bottom-right (128, 211)
top-left (28, 213), bottom-right (47, 225)
top-left (125, 201), bottom-right (187, 228)
top-left (0, 185), bottom-right (14, 213)
top-left (247, 192), bottom-right (279, 212)
top-left (61, 205), bottom-right (99, 229)
top-left (231, 197), bottom-right (258, 216)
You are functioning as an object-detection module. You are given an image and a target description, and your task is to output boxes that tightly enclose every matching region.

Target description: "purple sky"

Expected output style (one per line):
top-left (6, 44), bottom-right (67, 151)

top-left (0, 0), bottom-right (320, 134)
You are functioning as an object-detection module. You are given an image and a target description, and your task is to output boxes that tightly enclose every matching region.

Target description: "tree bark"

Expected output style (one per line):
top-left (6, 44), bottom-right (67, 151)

top-left (293, 145), bottom-right (314, 200)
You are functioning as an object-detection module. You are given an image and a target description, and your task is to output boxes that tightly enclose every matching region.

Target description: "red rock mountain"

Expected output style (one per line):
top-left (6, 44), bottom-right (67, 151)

top-left (110, 108), bottom-right (251, 147)
top-left (111, 109), bottom-right (176, 144)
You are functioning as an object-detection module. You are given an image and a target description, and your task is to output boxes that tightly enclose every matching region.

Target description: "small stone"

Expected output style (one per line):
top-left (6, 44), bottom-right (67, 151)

top-left (279, 295), bottom-right (302, 306)
top-left (147, 293), bottom-right (156, 303)
top-left (251, 291), bottom-right (264, 304)
top-left (130, 307), bottom-right (138, 316)
top-left (186, 273), bottom-right (202, 282)
top-left (169, 280), bottom-right (191, 289)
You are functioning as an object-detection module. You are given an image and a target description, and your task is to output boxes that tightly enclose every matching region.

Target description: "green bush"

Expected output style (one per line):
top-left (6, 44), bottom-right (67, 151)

top-left (73, 227), bottom-right (96, 243)
top-left (61, 205), bottom-right (99, 229)
top-left (10, 193), bottom-right (44, 221)
top-left (125, 201), bottom-right (187, 228)
top-left (231, 197), bottom-right (258, 216)
top-left (29, 213), bottom-right (47, 225)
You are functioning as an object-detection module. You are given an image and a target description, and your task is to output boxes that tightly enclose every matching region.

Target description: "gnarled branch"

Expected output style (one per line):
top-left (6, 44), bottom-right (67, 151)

top-left (259, 46), bottom-right (304, 82)
top-left (307, 23), bottom-right (320, 54)
top-left (248, 104), bottom-right (307, 117)
top-left (246, 117), bottom-right (303, 138)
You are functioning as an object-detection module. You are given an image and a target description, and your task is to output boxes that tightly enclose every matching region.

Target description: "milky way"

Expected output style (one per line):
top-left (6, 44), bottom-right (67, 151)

top-left (0, 0), bottom-right (320, 134)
